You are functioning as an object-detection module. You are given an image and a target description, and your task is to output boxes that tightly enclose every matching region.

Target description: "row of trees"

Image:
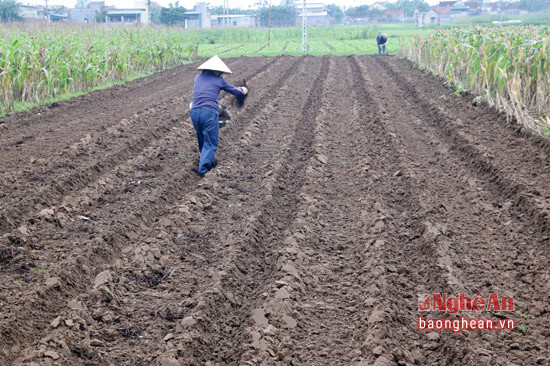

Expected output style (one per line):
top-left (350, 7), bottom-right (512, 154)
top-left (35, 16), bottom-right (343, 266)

top-left (0, 0), bottom-right (292, 26)
top-left (157, 3), bottom-right (187, 26)
top-left (73, 1), bottom-right (187, 25)
top-left (517, 0), bottom-right (550, 12)
top-left (256, 1), bottom-right (428, 27)
top-left (346, 0), bottom-right (549, 16)
top-left (256, 3), bottom-right (344, 27)
top-left (0, 0), bottom-right (186, 25)
top-left (0, 0), bottom-right (426, 26)
top-left (2, 0), bottom-right (548, 25)
top-left (0, 0), bottom-right (21, 22)
top-left (346, 1), bottom-right (429, 18)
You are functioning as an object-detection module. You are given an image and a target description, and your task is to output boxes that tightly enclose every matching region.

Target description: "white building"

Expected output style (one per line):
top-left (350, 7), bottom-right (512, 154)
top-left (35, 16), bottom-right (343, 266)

top-left (19, 4), bottom-right (47, 22)
top-left (105, 0), bottom-right (149, 24)
top-left (296, 2), bottom-right (329, 26)
top-left (183, 2), bottom-right (211, 28)
top-left (211, 14), bottom-right (256, 27)
top-left (371, 2), bottom-right (387, 11)
top-left (105, 8), bottom-right (149, 24)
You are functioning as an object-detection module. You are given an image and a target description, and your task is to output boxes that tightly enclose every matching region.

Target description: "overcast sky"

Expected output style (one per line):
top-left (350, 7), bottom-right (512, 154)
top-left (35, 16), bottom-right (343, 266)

top-left (24, 0), bottom-right (440, 10)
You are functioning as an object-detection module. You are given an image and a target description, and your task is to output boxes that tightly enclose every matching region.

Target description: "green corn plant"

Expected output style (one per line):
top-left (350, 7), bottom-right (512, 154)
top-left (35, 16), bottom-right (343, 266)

top-left (0, 23), bottom-right (199, 113)
top-left (405, 25), bottom-right (550, 135)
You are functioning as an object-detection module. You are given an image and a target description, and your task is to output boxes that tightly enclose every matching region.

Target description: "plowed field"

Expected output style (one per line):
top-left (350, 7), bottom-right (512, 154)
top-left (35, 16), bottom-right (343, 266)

top-left (0, 55), bottom-right (549, 366)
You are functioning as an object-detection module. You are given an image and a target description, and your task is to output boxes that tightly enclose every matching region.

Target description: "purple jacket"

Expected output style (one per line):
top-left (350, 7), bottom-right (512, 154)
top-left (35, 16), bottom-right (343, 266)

top-left (191, 70), bottom-right (243, 115)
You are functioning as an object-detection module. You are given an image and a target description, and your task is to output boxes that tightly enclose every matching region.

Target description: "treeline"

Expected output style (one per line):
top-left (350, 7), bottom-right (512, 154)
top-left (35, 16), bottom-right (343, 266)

top-left (1, 0), bottom-right (548, 25)
top-left (346, 1), bottom-right (430, 18)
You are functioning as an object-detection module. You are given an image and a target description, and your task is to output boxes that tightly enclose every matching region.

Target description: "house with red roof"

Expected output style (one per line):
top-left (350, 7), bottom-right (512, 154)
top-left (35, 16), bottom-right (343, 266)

top-left (424, 7), bottom-right (452, 24)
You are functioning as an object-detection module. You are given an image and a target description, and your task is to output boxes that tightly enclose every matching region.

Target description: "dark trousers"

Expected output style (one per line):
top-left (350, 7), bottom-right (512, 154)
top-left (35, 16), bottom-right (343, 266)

top-left (190, 108), bottom-right (219, 175)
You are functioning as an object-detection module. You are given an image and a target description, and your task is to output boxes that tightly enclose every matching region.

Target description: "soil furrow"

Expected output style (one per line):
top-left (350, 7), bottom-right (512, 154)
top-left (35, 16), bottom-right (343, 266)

top-left (0, 57), bottom-right (282, 234)
top-left (2, 56), bottom-right (306, 365)
top-left (347, 55), bottom-right (454, 365)
top-left (0, 56), bottom-right (295, 365)
top-left (345, 55), bottom-right (499, 365)
top-left (371, 56), bottom-right (550, 236)
top-left (364, 55), bottom-right (550, 365)
top-left (0, 58), bottom-right (251, 143)
top-left (167, 56), bottom-right (330, 365)
top-left (1, 54), bottom-right (549, 366)
top-left (236, 55), bottom-right (377, 365)
top-left (0, 57), bottom-right (262, 186)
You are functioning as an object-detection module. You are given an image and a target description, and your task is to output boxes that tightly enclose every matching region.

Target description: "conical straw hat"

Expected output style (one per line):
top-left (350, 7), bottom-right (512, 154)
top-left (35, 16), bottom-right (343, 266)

top-left (197, 55), bottom-right (232, 74)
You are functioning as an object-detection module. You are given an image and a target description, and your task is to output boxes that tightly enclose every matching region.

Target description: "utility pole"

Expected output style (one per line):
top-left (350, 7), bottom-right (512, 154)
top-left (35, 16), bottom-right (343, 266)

top-left (302, 0), bottom-right (307, 52)
top-left (45, 0), bottom-right (49, 22)
top-left (268, 0), bottom-right (272, 46)
top-left (224, 0), bottom-right (229, 26)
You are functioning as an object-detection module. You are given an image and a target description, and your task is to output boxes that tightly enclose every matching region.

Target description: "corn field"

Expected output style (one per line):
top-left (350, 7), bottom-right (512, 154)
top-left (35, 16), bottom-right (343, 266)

top-left (0, 24), bottom-right (199, 113)
top-left (0, 23), bottom-right (388, 114)
top-left (403, 26), bottom-right (550, 135)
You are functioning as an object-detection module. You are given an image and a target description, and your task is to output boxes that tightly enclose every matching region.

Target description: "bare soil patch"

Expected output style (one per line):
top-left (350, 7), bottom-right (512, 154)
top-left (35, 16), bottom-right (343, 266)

top-left (0, 55), bottom-right (548, 365)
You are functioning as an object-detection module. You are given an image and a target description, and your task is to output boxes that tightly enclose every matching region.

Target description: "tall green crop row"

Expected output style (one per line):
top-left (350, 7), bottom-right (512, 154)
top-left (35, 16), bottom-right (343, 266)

top-left (189, 25), bottom-right (380, 45)
top-left (404, 26), bottom-right (550, 134)
top-left (0, 24), bottom-right (198, 113)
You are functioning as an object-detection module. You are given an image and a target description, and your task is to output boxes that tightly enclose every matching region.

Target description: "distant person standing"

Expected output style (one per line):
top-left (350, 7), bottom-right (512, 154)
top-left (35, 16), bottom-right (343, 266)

top-left (377, 34), bottom-right (388, 55)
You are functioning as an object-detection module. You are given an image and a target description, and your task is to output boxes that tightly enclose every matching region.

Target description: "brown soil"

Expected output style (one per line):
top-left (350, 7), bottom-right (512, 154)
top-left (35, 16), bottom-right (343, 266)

top-left (0, 55), bottom-right (548, 366)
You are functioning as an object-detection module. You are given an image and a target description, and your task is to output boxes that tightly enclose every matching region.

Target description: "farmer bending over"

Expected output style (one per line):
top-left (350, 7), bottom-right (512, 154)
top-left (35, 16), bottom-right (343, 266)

top-left (377, 34), bottom-right (388, 55)
top-left (190, 55), bottom-right (248, 177)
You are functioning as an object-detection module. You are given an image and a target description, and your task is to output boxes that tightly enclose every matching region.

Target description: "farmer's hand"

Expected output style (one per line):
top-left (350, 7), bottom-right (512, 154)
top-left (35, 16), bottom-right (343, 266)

top-left (240, 87), bottom-right (248, 95)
